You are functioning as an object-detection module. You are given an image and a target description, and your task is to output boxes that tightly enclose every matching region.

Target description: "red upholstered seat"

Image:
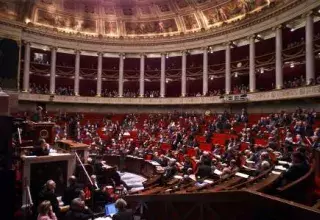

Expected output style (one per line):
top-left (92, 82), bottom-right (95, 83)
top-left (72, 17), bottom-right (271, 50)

top-left (199, 143), bottom-right (212, 152)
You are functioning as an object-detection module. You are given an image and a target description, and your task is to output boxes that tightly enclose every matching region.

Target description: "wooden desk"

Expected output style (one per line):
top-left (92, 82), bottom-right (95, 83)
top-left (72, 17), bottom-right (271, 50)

top-left (56, 140), bottom-right (90, 162)
top-left (102, 155), bottom-right (162, 178)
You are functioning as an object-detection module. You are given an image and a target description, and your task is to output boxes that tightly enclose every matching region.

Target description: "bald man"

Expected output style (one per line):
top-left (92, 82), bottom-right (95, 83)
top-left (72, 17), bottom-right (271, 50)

top-left (62, 176), bottom-right (82, 206)
top-left (38, 180), bottom-right (60, 216)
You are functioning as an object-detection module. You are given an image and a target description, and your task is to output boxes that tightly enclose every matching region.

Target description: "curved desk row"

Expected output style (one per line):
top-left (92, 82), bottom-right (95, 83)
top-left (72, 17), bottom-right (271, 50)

top-left (102, 155), bottom-right (164, 178)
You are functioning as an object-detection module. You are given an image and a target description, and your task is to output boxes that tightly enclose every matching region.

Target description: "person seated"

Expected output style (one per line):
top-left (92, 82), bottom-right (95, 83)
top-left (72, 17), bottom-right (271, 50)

top-left (311, 136), bottom-right (320, 149)
top-left (38, 180), bottom-right (60, 217)
top-left (65, 198), bottom-right (94, 220)
top-left (277, 152), bottom-right (309, 187)
top-left (33, 139), bottom-right (50, 156)
top-left (112, 198), bottom-right (133, 220)
top-left (37, 200), bottom-right (57, 220)
top-left (62, 176), bottom-right (82, 206)
top-left (161, 159), bottom-right (177, 183)
top-left (195, 160), bottom-right (212, 180)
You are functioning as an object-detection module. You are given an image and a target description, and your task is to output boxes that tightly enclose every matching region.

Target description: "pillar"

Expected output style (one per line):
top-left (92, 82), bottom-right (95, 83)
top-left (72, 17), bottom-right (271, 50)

top-left (23, 42), bottom-right (31, 92)
top-left (305, 12), bottom-right (315, 85)
top-left (118, 54), bottom-right (124, 97)
top-left (97, 52), bottom-right (103, 97)
top-left (160, 54), bottom-right (166, 98)
top-left (275, 26), bottom-right (283, 89)
top-left (140, 54), bottom-right (145, 97)
top-left (203, 48), bottom-right (208, 96)
top-left (74, 50), bottom-right (80, 96)
top-left (49, 47), bottom-right (57, 94)
top-left (181, 51), bottom-right (187, 97)
top-left (249, 36), bottom-right (256, 92)
top-left (225, 43), bottom-right (231, 94)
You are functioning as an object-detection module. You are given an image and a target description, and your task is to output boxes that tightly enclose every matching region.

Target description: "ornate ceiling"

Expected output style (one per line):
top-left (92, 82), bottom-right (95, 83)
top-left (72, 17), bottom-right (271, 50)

top-left (0, 0), bottom-right (280, 38)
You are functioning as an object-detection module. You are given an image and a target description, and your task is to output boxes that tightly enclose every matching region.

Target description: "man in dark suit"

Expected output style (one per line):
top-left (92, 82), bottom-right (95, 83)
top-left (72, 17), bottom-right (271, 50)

top-left (112, 199), bottom-right (133, 220)
top-left (279, 152), bottom-right (309, 186)
top-left (62, 176), bottom-right (82, 206)
top-left (65, 198), bottom-right (94, 220)
top-left (33, 139), bottom-right (50, 156)
top-left (38, 180), bottom-right (60, 216)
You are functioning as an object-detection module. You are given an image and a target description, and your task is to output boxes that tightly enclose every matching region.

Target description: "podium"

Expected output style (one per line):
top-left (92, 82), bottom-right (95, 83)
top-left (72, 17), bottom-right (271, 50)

top-left (23, 122), bottom-right (55, 144)
top-left (55, 140), bottom-right (90, 163)
top-left (21, 153), bottom-right (76, 207)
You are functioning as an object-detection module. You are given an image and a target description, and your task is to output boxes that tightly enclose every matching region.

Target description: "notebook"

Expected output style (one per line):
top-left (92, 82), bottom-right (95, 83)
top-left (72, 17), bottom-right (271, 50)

top-left (105, 203), bottom-right (118, 217)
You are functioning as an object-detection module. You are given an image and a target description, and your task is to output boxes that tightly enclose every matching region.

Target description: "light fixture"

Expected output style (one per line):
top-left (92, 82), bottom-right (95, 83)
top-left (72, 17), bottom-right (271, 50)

top-left (234, 72), bottom-right (238, 77)
top-left (25, 18), bottom-right (31, 24)
top-left (210, 76), bottom-right (214, 80)
top-left (290, 63), bottom-right (295, 68)
top-left (260, 68), bottom-right (264, 74)
top-left (123, 54), bottom-right (126, 59)
top-left (166, 53), bottom-right (169, 59)
top-left (255, 34), bottom-right (264, 41)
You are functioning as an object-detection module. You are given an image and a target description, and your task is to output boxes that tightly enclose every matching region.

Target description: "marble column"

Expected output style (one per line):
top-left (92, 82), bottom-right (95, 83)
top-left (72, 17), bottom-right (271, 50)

top-left (249, 36), bottom-right (256, 92)
top-left (118, 54), bottom-right (124, 97)
top-left (23, 42), bottom-right (31, 92)
top-left (275, 26), bottom-right (283, 89)
top-left (139, 54), bottom-right (145, 97)
top-left (49, 47), bottom-right (57, 94)
top-left (160, 53), bottom-right (166, 98)
top-left (305, 12), bottom-right (315, 85)
top-left (181, 50), bottom-right (187, 97)
top-left (74, 50), bottom-right (80, 96)
top-left (203, 48), bottom-right (208, 96)
top-left (225, 43), bottom-right (231, 94)
top-left (96, 52), bottom-right (103, 97)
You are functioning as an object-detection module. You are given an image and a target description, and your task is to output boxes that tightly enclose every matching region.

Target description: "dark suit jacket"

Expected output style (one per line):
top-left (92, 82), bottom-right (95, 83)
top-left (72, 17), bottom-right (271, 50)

top-left (64, 208), bottom-right (94, 220)
top-left (196, 165), bottom-right (212, 179)
top-left (33, 146), bottom-right (50, 156)
top-left (112, 209), bottom-right (133, 220)
top-left (282, 162), bottom-right (309, 183)
top-left (62, 183), bottom-right (82, 206)
top-left (38, 188), bottom-right (60, 215)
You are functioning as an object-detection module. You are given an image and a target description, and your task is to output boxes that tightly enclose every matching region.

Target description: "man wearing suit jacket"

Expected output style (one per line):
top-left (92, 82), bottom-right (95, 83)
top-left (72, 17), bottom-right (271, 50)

top-left (112, 199), bottom-right (133, 220)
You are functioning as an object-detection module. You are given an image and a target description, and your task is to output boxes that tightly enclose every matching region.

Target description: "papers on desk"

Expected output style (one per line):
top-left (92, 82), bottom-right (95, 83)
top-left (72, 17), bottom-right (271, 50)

top-left (235, 172), bottom-right (250, 179)
top-left (174, 175), bottom-right (183, 179)
top-left (213, 169), bottom-right (222, 175)
top-left (278, 160), bottom-right (289, 165)
top-left (148, 161), bottom-right (160, 166)
top-left (189, 174), bottom-right (196, 181)
top-left (203, 179), bottom-right (213, 184)
top-left (272, 171), bottom-right (282, 175)
top-left (275, 165), bottom-right (287, 171)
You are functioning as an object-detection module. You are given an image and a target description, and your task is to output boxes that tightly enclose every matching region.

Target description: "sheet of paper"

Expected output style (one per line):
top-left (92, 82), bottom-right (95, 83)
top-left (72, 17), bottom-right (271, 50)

top-left (235, 172), bottom-right (249, 179)
top-left (214, 169), bottom-right (222, 175)
top-left (204, 179), bottom-right (213, 184)
top-left (272, 171), bottom-right (282, 175)
top-left (275, 166), bottom-right (287, 171)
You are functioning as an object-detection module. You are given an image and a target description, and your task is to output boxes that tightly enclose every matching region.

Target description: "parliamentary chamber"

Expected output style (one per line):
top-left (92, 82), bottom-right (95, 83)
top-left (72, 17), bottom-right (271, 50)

top-left (1, 0), bottom-right (320, 219)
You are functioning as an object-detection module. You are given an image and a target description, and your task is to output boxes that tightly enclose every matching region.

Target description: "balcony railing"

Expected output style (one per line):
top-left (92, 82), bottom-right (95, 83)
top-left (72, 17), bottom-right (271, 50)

top-left (18, 85), bottom-right (320, 106)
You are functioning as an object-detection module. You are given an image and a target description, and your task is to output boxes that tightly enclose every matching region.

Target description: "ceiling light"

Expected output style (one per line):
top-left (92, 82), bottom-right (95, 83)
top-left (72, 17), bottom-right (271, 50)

top-left (290, 63), bottom-right (295, 68)
top-left (166, 53), bottom-right (169, 59)
top-left (25, 18), bottom-right (31, 24)
top-left (234, 72), bottom-right (238, 77)
top-left (290, 28), bottom-right (295, 32)
top-left (210, 76), bottom-right (214, 80)
top-left (260, 68), bottom-right (264, 74)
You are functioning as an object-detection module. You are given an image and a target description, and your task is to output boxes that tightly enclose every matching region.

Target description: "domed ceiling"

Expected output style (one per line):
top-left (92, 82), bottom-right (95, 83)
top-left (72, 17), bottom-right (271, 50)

top-left (0, 0), bottom-right (280, 38)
